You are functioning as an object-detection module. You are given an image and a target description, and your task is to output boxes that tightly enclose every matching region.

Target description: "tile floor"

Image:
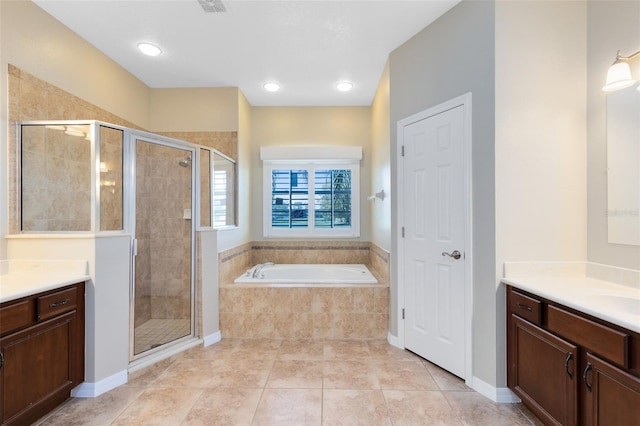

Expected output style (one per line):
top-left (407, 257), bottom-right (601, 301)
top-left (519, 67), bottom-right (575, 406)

top-left (36, 339), bottom-right (542, 425)
top-left (134, 319), bottom-right (192, 355)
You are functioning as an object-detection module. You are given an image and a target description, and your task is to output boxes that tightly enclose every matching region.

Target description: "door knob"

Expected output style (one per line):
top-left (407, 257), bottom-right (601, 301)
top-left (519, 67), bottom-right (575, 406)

top-left (441, 250), bottom-right (462, 260)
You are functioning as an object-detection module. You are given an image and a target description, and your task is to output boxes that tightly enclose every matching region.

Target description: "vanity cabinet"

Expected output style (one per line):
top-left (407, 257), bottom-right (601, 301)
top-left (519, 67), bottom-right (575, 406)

top-left (506, 285), bottom-right (640, 425)
top-left (0, 282), bottom-right (85, 425)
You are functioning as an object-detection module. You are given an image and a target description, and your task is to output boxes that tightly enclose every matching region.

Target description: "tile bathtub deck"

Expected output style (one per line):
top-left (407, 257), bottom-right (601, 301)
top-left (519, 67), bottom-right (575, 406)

top-left (36, 339), bottom-right (542, 425)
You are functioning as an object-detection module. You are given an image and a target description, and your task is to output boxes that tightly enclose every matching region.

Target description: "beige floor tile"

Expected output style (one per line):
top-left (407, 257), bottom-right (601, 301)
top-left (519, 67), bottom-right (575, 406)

top-left (443, 391), bottom-right (533, 425)
top-left (323, 340), bottom-right (370, 360)
top-left (277, 339), bottom-right (325, 360)
top-left (126, 357), bottom-right (175, 387)
top-left (422, 360), bottom-right (472, 392)
top-left (252, 388), bottom-right (322, 425)
top-left (374, 360), bottom-right (439, 390)
top-left (367, 340), bottom-right (422, 362)
top-left (196, 338), bottom-right (281, 360)
top-left (383, 389), bottom-right (462, 425)
top-left (266, 360), bottom-right (324, 388)
top-left (31, 339), bottom-right (544, 426)
top-left (323, 360), bottom-right (380, 389)
top-left (152, 358), bottom-right (221, 388)
top-left (208, 358), bottom-right (274, 388)
top-left (111, 387), bottom-right (204, 426)
top-left (322, 389), bottom-right (391, 425)
top-left (180, 338), bottom-right (242, 359)
top-left (36, 386), bottom-right (144, 426)
top-left (514, 403), bottom-right (546, 426)
top-left (181, 388), bottom-right (263, 426)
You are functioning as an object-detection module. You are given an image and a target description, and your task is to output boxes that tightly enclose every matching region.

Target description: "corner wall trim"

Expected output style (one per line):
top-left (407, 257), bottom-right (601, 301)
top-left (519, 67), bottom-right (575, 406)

top-left (470, 376), bottom-right (521, 403)
top-left (203, 331), bottom-right (222, 347)
top-left (387, 332), bottom-right (401, 349)
top-left (71, 370), bottom-right (128, 398)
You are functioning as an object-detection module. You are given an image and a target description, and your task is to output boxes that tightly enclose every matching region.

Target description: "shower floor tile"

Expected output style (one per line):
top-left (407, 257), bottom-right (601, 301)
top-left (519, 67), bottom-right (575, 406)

top-left (134, 318), bottom-right (191, 354)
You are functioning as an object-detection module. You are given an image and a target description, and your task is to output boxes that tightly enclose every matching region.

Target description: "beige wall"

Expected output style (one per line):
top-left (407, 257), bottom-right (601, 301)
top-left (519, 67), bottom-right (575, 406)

top-left (0, 0), bottom-right (150, 258)
top-left (149, 87), bottom-right (239, 132)
top-left (249, 106), bottom-right (372, 242)
top-left (370, 61), bottom-right (391, 252)
top-left (495, 0), bottom-right (588, 388)
top-left (587, 1), bottom-right (640, 270)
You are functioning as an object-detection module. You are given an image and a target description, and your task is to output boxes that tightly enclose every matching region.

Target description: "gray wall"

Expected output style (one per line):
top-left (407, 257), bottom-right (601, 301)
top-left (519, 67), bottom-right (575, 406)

top-left (587, 1), bottom-right (640, 270)
top-left (389, 0), bottom-right (496, 385)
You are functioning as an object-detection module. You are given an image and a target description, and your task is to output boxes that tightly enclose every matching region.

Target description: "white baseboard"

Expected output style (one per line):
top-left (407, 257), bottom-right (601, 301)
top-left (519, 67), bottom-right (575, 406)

top-left (470, 376), bottom-right (520, 403)
top-left (71, 370), bottom-right (128, 398)
top-left (203, 331), bottom-right (222, 347)
top-left (387, 332), bottom-right (401, 349)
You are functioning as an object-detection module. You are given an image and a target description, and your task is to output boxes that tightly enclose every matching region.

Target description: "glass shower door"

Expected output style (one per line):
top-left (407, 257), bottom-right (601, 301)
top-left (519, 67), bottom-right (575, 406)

top-left (132, 138), bottom-right (194, 356)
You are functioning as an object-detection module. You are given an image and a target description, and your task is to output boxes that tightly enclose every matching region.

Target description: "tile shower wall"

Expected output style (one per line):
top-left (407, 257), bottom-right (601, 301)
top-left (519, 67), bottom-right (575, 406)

top-left (218, 241), bottom-right (390, 339)
top-left (99, 126), bottom-right (124, 231)
top-left (157, 131), bottom-right (237, 162)
top-left (7, 66), bottom-right (237, 233)
top-left (7, 65), bottom-right (140, 234)
top-left (20, 125), bottom-right (92, 231)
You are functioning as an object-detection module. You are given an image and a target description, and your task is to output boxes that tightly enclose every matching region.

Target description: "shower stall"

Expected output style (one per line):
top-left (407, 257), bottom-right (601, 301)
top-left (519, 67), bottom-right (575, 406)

top-left (131, 137), bottom-right (195, 356)
top-left (16, 120), bottom-right (233, 362)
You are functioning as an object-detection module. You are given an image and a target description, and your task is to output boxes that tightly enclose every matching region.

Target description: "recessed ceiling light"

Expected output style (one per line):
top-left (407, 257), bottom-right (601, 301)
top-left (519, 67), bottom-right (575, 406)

top-left (137, 42), bottom-right (162, 57)
top-left (336, 81), bottom-right (353, 92)
top-left (263, 82), bottom-right (280, 92)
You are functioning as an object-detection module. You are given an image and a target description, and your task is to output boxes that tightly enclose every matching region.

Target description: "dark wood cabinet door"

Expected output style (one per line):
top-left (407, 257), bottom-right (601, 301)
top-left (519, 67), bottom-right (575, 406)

top-left (1, 311), bottom-right (77, 425)
top-left (582, 352), bottom-right (640, 426)
top-left (509, 314), bottom-right (579, 426)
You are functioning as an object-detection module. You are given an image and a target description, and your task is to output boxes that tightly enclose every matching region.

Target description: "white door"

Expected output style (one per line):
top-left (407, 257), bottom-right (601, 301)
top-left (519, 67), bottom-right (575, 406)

top-left (402, 104), bottom-right (466, 378)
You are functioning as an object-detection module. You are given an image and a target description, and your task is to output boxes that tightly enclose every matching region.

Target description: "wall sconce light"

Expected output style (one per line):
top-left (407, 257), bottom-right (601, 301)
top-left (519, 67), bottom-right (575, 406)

top-left (603, 49), bottom-right (640, 92)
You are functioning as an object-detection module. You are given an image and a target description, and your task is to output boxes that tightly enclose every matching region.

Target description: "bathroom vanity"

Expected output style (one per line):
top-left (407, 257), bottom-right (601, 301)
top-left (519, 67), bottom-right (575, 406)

top-left (0, 262), bottom-right (88, 426)
top-left (505, 281), bottom-right (640, 425)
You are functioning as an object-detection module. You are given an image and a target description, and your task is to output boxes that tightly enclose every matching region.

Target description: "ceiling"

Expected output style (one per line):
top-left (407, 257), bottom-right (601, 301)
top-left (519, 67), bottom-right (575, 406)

top-left (34, 0), bottom-right (460, 107)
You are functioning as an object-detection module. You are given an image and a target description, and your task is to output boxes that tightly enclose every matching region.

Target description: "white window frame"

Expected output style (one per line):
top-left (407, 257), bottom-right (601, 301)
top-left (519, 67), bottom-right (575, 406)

top-left (261, 146), bottom-right (361, 238)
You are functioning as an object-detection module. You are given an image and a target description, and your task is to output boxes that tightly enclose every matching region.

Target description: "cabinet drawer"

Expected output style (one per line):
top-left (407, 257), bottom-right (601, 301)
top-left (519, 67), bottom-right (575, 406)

top-left (547, 305), bottom-right (629, 367)
top-left (509, 289), bottom-right (542, 325)
top-left (0, 300), bottom-right (35, 335)
top-left (37, 287), bottom-right (78, 321)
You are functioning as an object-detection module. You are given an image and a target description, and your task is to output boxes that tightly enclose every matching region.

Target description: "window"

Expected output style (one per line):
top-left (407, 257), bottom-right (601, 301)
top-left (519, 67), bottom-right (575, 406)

top-left (261, 147), bottom-right (361, 238)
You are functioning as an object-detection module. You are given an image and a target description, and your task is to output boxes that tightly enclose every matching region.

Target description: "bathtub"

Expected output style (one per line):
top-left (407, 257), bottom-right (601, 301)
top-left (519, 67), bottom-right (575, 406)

top-left (234, 263), bottom-right (378, 285)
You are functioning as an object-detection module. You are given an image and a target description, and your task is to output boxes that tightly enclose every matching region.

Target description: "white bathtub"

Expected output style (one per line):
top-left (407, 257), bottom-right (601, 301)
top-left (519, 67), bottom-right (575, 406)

top-left (234, 263), bottom-right (378, 285)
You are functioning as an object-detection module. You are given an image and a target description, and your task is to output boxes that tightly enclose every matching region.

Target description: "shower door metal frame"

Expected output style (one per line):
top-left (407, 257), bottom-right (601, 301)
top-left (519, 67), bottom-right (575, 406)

top-left (127, 132), bottom-right (198, 362)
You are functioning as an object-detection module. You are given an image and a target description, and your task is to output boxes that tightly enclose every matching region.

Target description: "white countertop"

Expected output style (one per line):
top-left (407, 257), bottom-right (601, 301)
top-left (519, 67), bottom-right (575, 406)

top-left (0, 274), bottom-right (90, 303)
top-left (0, 260), bottom-right (90, 304)
top-left (503, 274), bottom-right (640, 334)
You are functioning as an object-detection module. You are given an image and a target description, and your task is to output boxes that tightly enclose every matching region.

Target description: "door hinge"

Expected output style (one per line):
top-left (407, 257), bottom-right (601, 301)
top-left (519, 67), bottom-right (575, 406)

top-left (402, 308), bottom-right (405, 320)
top-left (0, 351), bottom-right (4, 369)
top-left (401, 227), bottom-right (405, 238)
top-left (132, 238), bottom-right (138, 257)
top-left (401, 145), bottom-right (405, 156)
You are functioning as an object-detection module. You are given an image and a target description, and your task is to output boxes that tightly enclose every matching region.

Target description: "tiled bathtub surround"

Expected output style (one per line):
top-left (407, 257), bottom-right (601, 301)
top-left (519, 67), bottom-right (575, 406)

top-left (219, 241), bottom-right (390, 286)
top-left (218, 241), bottom-right (390, 339)
top-left (220, 286), bottom-right (389, 339)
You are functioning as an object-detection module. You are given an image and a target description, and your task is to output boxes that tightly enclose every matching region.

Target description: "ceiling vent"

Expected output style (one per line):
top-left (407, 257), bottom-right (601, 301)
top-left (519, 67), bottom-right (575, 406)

top-left (197, 0), bottom-right (227, 13)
